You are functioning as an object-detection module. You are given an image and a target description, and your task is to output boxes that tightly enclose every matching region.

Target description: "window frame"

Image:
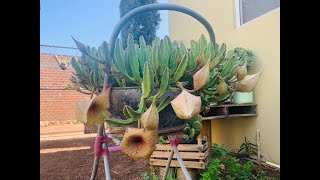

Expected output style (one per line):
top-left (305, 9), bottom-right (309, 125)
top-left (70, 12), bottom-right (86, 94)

top-left (235, 0), bottom-right (280, 28)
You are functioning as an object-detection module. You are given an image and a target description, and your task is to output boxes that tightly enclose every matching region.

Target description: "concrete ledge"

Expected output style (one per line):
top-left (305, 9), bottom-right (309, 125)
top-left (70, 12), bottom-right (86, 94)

top-left (40, 120), bottom-right (80, 127)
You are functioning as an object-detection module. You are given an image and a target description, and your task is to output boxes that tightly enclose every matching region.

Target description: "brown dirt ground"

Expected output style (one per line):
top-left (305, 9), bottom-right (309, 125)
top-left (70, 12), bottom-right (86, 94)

top-left (40, 137), bottom-right (149, 180)
top-left (40, 124), bottom-right (280, 180)
top-left (40, 124), bottom-right (149, 180)
top-left (40, 124), bottom-right (84, 134)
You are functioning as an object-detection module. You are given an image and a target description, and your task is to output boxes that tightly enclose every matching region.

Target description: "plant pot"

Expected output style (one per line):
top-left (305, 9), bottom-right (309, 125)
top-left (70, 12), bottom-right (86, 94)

top-left (109, 86), bottom-right (186, 130)
top-left (85, 87), bottom-right (185, 133)
top-left (232, 91), bottom-right (253, 104)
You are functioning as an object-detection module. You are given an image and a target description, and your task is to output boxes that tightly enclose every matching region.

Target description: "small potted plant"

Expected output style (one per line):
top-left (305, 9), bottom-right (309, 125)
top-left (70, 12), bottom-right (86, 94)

top-left (226, 47), bottom-right (263, 104)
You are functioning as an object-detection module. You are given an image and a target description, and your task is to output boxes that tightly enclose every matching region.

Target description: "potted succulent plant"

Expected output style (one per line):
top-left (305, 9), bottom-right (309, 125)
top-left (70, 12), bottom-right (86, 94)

top-left (68, 3), bottom-right (264, 179)
top-left (70, 33), bottom-right (245, 157)
top-left (227, 47), bottom-right (263, 104)
top-left (71, 31), bottom-right (264, 150)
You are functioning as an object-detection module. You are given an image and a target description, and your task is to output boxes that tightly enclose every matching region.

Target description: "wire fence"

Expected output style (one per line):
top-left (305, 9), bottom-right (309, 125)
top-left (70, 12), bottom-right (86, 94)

top-left (40, 44), bottom-right (81, 57)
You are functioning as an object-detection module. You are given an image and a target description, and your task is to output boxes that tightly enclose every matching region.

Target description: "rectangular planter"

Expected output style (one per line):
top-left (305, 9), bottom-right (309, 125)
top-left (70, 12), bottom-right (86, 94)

top-left (150, 138), bottom-right (209, 169)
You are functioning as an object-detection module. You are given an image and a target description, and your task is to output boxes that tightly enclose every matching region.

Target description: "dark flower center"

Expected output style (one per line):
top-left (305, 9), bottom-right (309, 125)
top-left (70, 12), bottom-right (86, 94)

top-left (131, 136), bottom-right (144, 144)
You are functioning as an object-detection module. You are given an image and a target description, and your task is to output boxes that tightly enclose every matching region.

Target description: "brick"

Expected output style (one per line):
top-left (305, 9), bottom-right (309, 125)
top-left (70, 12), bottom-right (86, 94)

top-left (40, 53), bottom-right (89, 123)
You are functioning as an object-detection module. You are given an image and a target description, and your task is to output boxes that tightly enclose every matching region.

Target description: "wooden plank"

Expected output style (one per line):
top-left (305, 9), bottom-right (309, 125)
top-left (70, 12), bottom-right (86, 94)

top-left (202, 113), bottom-right (257, 120)
top-left (202, 115), bottom-right (227, 120)
top-left (209, 103), bottom-right (257, 107)
top-left (197, 138), bottom-right (204, 163)
top-left (201, 142), bottom-right (208, 151)
top-left (150, 151), bottom-right (205, 160)
top-left (203, 104), bottom-right (257, 119)
top-left (155, 144), bottom-right (203, 151)
top-left (228, 114), bottom-right (258, 117)
top-left (150, 159), bottom-right (206, 169)
top-left (204, 148), bottom-right (209, 159)
top-left (201, 120), bottom-right (212, 154)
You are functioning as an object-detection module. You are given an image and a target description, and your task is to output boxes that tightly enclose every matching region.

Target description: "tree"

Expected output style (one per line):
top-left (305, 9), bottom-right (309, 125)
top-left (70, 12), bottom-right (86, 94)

top-left (119, 0), bottom-right (161, 48)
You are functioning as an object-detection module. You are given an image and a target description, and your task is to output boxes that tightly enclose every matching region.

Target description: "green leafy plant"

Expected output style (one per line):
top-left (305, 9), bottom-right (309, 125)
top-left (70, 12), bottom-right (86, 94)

top-left (141, 166), bottom-right (177, 180)
top-left (226, 157), bottom-right (254, 180)
top-left (237, 137), bottom-right (258, 156)
top-left (226, 157), bottom-right (241, 179)
top-left (166, 168), bottom-right (177, 180)
top-left (212, 143), bottom-right (229, 158)
top-left (141, 172), bottom-right (150, 180)
top-left (71, 34), bottom-right (241, 128)
top-left (69, 40), bottom-right (110, 96)
top-left (257, 169), bottom-right (267, 180)
top-left (200, 158), bottom-right (222, 180)
top-left (201, 143), bottom-right (279, 180)
top-left (141, 166), bottom-right (159, 180)
top-left (158, 136), bottom-right (169, 144)
top-left (226, 47), bottom-right (254, 70)
top-left (202, 144), bottom-right (256, 180)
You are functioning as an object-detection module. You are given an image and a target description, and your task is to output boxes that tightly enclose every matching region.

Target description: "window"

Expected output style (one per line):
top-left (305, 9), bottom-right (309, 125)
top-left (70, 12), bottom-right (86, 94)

top-left (236, 0), bottom-right (280, 26)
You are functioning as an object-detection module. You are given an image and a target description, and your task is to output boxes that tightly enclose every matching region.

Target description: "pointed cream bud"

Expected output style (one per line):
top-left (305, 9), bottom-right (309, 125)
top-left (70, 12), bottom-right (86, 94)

top-left (140, 101), bottom-right (159, 130)
top-left (217, 78), bottom-right (228, 96)
top-left (237, 68), bottom-right (263, 92)
top-left (237, 62), bottom-right (247, 81)
top-left (193, 60), bottom-right (210, 91)
top-left (170, 90), bottom-right (201, 120)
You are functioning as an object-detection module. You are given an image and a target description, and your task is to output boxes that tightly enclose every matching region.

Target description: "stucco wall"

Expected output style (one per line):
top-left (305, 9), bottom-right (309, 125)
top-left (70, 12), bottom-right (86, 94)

top-left (169, 0), bottom-right (280, 164)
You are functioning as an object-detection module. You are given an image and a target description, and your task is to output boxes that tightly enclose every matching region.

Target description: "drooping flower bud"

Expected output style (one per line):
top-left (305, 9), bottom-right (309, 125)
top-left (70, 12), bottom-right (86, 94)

top-left (170, 90), bottom-right (201, 120)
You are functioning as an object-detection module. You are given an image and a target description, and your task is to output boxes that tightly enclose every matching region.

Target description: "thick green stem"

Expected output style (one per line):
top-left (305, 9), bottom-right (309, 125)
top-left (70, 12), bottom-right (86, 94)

top-left (90, 87), bottom-right (96, 99)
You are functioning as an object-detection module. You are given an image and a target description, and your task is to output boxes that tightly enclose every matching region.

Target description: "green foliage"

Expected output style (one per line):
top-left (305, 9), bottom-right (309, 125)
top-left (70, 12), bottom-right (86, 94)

top-left (226, 157), bottom-right (255, 180)
top-left (201, 144), bottom-right (256, 180)
top-left (68, 41), bottom-right (110, 95)
top-left (166, 168), bottom-right (177, 180)
top-left (257, 169), bottom-right (267, 180)
top-left (150, 167), bottom-right (159, 180)
top-left (119, 0), bottom-right (161, 48)
top-left (200, 159), bottom-right (222, 180)
top-left (70, 34), bottom-right (240, 127)
top-left (141, 166), bottom-right (159, 180)
top-left (158, 136), bottom-right (169, 144)
top-left (183, 115), bottom-right (202, 140)
top-left (141, 172), bottom-right (150, 180)
top-left (141, 167), bottom-right (177, 180)
top-left (226, 47), bottom-right (254, 70)
top-left (212, 143), bottom-right (229, 159)
top-left (237, 137), bottom-right (258, 156)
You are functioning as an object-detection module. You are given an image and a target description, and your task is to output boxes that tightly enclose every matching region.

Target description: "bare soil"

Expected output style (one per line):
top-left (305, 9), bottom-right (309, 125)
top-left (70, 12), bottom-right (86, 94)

top-left (40, 137), bottom-right (150, 180)
top-left (40, 124), bottom-right (149, 180)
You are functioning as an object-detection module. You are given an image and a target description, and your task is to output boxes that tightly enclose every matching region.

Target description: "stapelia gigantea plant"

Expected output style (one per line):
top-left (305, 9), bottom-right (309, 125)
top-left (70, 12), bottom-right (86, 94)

top-left (70, 34), bottom-right (260, 129)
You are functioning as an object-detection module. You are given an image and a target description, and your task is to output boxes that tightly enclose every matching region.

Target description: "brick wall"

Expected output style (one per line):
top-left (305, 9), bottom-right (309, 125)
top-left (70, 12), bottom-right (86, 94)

top-left (40, 53), bottom-right (90, 125)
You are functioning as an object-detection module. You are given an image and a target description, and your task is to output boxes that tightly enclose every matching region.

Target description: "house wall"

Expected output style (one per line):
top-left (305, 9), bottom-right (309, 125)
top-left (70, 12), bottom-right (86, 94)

top-left (40, 53), bottom-right (90, 126)
top-left (169, 0), bottom-right (280, 163)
